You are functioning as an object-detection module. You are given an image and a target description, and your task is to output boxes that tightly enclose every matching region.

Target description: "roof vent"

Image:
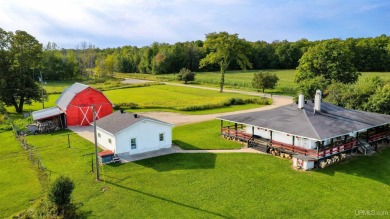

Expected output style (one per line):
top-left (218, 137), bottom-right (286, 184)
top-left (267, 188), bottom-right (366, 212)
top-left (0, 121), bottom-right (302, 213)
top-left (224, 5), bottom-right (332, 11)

top-left (120, 109), bottom-right (124, 114)
top-left (134, 114), bottom-right (138, 118)
top-left (314, 90), bottom-right (322, 112)
top-left (298, 94), bottom-right (304, 109)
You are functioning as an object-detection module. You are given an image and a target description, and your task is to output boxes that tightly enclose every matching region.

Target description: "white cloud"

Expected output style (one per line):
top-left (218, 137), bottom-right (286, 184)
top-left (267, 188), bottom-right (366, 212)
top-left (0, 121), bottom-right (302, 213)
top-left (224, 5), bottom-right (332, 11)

top-left (0, 0), bottom-right (388, 48)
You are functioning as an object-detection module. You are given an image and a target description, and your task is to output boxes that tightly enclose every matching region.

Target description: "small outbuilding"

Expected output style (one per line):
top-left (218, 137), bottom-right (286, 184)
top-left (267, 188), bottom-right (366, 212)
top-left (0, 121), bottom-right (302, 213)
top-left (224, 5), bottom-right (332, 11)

top-left (95, 110), bottom-right (174, 155)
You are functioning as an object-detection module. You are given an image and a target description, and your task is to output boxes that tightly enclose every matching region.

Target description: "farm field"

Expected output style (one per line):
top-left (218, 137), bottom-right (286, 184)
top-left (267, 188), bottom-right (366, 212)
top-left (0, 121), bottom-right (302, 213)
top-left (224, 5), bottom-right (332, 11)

top-left (0, 132), bottom-right (42, 218)
top-left (118, 70), bottom-right (390, 96)
top-left (6, 84), bottom-right (268, 115)
top-left (173, 120), bottom-right (242, 150)
top-left (1, 130), bottom-right (386, 218)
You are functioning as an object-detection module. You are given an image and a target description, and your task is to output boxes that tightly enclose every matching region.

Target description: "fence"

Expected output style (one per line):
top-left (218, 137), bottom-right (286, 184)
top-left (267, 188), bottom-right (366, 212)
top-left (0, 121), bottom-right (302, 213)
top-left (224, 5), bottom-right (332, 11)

top-left (8, 114), bottom-right (51, 180)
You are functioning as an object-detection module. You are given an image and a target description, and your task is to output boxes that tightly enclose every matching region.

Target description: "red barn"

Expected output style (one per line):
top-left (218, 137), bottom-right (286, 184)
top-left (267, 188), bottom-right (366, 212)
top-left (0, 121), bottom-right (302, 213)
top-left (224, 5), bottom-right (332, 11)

top-left (32, 83), bottom-right (113, 127)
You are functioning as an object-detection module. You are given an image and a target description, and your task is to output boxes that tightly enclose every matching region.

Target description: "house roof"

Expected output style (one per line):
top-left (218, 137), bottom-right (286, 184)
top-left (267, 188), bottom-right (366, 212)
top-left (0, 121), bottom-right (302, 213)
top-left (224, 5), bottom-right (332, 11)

top-left (55, 82), bottom-right (89, 110)
top-left (32, 106), bottom-right (63, 121)
top-left (95, 111), bottom-right (174, 135)
top-left (218, 101), bottom-right (390, 140)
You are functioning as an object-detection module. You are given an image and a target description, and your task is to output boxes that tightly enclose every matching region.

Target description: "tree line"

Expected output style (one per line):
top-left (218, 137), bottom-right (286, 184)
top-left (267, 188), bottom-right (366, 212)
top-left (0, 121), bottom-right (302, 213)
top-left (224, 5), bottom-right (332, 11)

top-left (41, 34), bottom-right (390, 80)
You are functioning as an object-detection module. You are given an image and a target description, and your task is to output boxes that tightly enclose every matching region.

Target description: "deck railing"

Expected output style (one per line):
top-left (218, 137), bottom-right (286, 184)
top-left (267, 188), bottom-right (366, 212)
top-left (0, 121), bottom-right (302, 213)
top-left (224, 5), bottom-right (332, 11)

top-left (270, 140), bottom-right (357, 158)
top-left (368, 131), bottom-right (390, 142)
top-left (221, 128), bottom-right (252, 141)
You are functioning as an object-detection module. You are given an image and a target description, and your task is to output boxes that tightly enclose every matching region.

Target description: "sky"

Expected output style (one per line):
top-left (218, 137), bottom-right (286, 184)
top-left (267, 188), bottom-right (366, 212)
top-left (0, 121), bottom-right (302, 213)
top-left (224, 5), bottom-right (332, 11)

top-left (1, 0), bottom-right (389, 49)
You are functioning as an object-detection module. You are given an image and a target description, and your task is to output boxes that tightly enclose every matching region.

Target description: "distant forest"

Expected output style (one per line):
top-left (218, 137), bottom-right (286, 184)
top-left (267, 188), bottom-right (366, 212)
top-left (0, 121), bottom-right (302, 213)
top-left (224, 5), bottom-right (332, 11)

top-left (42, 35), bottom-right (390, 80)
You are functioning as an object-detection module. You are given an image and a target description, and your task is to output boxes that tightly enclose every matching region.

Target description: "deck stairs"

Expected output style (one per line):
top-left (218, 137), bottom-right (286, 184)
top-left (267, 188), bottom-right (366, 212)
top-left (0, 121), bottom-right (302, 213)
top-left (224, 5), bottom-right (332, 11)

top-left (248, 136), bottom-right (269, 153)
top-left (357, 139), bottom-right (375, 155)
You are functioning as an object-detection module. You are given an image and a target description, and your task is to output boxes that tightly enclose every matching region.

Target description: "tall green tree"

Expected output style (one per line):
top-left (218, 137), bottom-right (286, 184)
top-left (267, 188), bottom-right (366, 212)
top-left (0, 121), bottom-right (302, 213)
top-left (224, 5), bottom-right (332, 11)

top-left (0, 29), bottom-right (44, 113)
top-left (252, 72), bottom-right (279, 93)
top-left (200, 32), bottom-right (252, 92)
top-left (367, 83), bottom-right (390, 114)
top-left (295, 39), bottom-right (360, 84)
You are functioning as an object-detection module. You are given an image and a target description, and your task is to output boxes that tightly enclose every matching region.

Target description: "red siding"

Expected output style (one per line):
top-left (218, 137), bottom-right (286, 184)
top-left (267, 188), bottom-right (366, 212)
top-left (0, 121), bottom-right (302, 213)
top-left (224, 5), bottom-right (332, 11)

top-left (65, 88), bottom-right (112, 126)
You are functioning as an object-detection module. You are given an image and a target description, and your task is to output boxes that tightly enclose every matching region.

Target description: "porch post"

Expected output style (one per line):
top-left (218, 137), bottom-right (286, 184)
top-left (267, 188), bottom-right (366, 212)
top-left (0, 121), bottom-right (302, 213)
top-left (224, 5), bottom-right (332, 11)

top-left (235, 123), bottom-right (238, 138)
top-left (292, 136), bottom-right (295, 146)
top-left (270, 130), bottom-right (273, 142)
top-left (252, 126), bottom-right (254, 136)
top-left (344, 135), bottom-right (347, 144)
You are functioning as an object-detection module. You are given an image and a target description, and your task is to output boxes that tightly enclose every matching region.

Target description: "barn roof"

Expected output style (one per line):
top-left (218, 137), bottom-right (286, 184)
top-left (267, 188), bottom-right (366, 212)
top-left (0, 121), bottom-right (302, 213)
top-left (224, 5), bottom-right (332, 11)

top-left (55, 83), bottom-right (89, 110)
top-left (96, 111), bottom-right (174, 135)
top-left (218, 101), bottom-right (390, 140)
top-left (32, 106), bottom-right (63, 121)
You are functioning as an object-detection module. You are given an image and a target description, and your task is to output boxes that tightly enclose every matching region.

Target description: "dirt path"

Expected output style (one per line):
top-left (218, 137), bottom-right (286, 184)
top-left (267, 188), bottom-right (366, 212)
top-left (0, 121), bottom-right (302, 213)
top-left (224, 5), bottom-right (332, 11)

top-left (138, 82), bottom-right (293, 125)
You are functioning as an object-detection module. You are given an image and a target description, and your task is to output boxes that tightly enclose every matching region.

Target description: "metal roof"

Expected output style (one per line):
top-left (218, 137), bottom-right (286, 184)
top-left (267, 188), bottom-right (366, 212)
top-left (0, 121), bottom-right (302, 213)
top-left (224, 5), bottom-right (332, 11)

top-left (218, 101), bottom-right (390, 140)
top-left (32, 106), bottom-right (63, 121)
top-left (95, 111), bottom-right (174, 135)
top-left (55, 82), bottom-right (89, 110)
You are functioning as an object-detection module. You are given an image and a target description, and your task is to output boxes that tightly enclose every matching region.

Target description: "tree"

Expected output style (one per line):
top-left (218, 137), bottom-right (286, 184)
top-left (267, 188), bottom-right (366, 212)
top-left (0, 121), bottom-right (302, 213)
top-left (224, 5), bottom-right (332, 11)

top-left (200, 32), bottom-right (252, 92)
top-left (177, 68), bottom-right (196, 84)
top-left (0, 29), bottom-right (44, 113)
top-left (295, 39), bottom-right (360, 84)
top-left (297, 76), bottom-right (329, 100)
top-left (252, 72), bottom-right (279, 93)
top-left (48, 176), bottom-right (75, 215)
top-left (367, 83), bottom-right (390, 114)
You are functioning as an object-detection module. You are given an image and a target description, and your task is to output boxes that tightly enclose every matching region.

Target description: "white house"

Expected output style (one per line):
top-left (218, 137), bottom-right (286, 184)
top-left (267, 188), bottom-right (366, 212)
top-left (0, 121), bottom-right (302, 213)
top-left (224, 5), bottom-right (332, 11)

top-left (218, 90), bottom-right (390, 170)
top-left (95, 110), bottom-right (174, 155)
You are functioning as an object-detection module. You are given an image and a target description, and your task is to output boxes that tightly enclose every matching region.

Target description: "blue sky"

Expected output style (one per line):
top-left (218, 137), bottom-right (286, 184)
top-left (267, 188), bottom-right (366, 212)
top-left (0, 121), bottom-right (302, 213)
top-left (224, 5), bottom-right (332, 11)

top-left (1, 0), bottom-right (389, 48)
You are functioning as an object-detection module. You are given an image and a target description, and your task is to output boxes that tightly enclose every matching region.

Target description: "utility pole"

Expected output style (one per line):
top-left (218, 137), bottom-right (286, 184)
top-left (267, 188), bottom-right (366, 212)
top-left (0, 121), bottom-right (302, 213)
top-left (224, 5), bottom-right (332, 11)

top-left (93, 105), bottom-right (100, 180)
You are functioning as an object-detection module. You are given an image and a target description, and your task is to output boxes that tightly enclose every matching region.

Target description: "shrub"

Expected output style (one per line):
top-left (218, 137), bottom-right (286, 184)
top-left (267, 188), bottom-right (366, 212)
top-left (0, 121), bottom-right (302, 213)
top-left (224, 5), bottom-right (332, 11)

top-left (177, 68), bottom-right (196, 84)
top-left (48, 176), bottom-right (75, 215)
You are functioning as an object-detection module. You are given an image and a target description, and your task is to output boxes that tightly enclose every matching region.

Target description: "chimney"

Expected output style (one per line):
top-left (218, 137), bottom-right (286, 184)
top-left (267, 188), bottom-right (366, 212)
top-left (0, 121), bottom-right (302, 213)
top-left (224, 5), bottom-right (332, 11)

top-left (134, 114), bottom-right (138, 118)
top-left (298, 94), bottom-right (304, 109)
top-left (314, 90), bottom-right (322, 112)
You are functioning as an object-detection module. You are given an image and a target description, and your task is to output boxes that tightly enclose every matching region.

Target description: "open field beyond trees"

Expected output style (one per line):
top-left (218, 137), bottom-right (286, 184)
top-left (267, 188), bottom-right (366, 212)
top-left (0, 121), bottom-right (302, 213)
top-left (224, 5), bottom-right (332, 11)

top-left (117, 70), bottom-right (390, 96)
top-left (1, 129), bottom-right (388, 218)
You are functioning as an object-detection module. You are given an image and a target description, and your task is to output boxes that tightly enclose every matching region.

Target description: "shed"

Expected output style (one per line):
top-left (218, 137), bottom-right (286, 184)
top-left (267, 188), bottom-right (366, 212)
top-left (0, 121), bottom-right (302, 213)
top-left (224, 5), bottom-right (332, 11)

top-left (95, 111), bottom-right (174, 155)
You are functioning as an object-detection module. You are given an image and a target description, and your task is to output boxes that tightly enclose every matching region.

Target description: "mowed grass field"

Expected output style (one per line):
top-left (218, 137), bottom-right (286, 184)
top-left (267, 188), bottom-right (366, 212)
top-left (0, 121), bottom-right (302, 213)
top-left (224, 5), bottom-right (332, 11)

top-left (6, 84), bottom-right (267, 115)
top-left (118, 70), bottom-right (390, 96)
top-left (1, 130), bottom-right (384, 218)
top-left (0, 132), bottom-right (42, 218)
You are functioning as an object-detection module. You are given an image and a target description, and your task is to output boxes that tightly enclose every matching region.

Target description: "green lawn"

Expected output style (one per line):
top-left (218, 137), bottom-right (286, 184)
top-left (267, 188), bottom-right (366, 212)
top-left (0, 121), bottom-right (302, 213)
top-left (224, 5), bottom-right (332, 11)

top-left (104, 84), bottom-right (268, 113)
top-left (173, 120), bottom-right (243, 149)
top-left (0, 132), bottom-right (42, 218)
top-left (9, 130), bottom-right (389, 218)
top-left (118, 70), bottom-right (390, 96)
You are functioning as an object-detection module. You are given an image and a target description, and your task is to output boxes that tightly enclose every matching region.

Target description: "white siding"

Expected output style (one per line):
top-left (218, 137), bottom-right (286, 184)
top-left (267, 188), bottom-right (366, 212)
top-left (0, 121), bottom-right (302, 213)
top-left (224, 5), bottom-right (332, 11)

top-left (272, 131), bottom-right (293, 145)
top-left (115, 120), bottom-right (172, 155)
top-left (96, 128), bottom-right (117, 153)
top-left (245, 125), bottom-right (270, 138)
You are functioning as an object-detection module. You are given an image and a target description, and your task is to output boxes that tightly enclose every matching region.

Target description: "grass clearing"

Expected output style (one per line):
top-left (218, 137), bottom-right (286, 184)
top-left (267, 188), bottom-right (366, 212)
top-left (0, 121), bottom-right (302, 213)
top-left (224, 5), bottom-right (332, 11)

top-left (173, 120), bottom-right (243, 150)
top-left (104, 84), bottom-right (269, 113)
top-left (0, 132), bottom-right (42, 218)
top-left (118, 70), bottom-right (390, 96)
top-left (3, 129), bottom-right (387, 218)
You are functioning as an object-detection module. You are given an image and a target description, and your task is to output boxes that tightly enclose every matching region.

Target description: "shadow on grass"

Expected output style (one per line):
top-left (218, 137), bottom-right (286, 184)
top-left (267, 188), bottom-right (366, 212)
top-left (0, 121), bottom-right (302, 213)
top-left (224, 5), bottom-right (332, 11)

top-left (133, 153), bottom-right (216, 172)
top-left (172, 140), bottom-right (205, 150)
top-left (105, 180), bottom-right (229, 218)
top-left (316, 148), bottom-right (390, 185)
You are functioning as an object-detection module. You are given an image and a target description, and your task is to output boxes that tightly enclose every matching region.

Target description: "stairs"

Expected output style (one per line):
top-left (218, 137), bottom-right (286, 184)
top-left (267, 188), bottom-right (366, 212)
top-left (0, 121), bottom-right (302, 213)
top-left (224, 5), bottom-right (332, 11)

top-left (357, 139), bottom-right (376, 155)
top-left (248, 136), bottom-right (269, 153)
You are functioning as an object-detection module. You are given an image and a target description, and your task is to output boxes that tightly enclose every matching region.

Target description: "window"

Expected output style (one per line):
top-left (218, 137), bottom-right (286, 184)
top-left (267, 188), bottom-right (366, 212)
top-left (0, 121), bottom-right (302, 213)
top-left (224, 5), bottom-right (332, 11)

top-left (98, 133), bottom-right (101, 138)
top-left (159, 133), bottom-right (164, 141)
top-left (131, 138), bottom-right (137, 149)
top-left (108, 138), bottom-right (112, 144)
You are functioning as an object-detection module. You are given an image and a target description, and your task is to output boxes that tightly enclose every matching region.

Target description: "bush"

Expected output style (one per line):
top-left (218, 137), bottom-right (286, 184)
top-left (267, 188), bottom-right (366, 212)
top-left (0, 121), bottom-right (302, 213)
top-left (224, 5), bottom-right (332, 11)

top-left (48, 176), bottom-right (75, 215)
top-left (177, 68), bottom-right (196, 84)
top-left (113, 102), bottom-right (139, 110)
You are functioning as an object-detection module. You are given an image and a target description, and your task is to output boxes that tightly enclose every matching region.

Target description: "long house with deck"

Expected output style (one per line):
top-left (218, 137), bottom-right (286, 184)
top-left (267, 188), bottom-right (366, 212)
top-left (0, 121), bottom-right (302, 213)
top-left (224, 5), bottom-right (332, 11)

top-left (218, 90), bottom-right (390, 170)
